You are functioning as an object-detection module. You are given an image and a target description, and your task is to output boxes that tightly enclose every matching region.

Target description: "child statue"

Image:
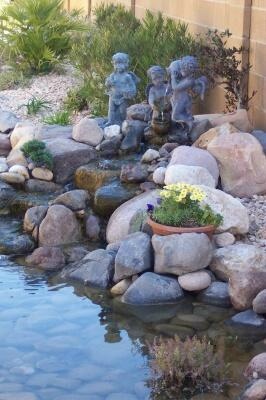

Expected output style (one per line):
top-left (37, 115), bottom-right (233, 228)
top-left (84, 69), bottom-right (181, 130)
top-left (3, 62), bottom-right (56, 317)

top-left (147, 65), bottom-right (171, 123)
top-left (167, 56), bottom-right (208, 132)
top-left (105, 52), bottom-right (139, 126)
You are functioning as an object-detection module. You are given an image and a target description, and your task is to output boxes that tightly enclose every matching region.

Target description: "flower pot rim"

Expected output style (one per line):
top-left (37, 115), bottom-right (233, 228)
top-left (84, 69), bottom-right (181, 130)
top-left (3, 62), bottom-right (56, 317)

top-left (147, 215), bottom-right (215, 236)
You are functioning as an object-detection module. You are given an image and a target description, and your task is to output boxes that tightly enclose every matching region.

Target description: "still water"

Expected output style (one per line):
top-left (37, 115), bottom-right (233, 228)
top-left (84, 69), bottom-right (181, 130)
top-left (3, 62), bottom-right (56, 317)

top-left (0, 218), bottom-right (265, 400)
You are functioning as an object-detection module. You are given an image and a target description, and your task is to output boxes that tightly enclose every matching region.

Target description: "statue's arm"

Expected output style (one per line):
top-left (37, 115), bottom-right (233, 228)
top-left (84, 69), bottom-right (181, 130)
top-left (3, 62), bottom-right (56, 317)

top-left (172, 78), bottom-right (194, 91)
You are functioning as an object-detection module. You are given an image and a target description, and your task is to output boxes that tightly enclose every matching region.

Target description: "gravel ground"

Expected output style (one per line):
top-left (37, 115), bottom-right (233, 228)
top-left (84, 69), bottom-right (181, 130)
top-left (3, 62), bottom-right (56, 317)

top-left (0, 65), bottom-right (82, 124)
top-left (240, 195), bottom-right (266, 249)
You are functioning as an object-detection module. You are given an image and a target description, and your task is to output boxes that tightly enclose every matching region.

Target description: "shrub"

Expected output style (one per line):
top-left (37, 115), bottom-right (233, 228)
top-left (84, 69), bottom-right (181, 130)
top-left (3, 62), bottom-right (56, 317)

top-left (0, 0), bottom-right (88, 74)
top-left (43, 110), bottom-right (71, 125)
top-left (21, 96), bottom-right (50, 115)
top-left (148, 183), bottom-right (223, 228)
top-left (21, 139), bottom-right (53, 169)
top-left (148, 335), bottom-right (228, 397)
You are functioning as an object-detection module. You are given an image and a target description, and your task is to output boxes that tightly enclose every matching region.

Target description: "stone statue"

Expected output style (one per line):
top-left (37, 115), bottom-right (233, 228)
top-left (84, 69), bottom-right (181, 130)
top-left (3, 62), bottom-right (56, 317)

top-left (167, 56), bottom-right (208, 132)
top-left (147, 65), bottom-right (171, 124)
top-left (105, 53), bottom-right (139, 126)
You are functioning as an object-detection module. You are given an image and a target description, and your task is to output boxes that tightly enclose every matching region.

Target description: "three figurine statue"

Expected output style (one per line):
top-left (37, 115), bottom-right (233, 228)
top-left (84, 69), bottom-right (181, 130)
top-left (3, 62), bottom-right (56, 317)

top-left (105, 52), bottom-right (208, 133)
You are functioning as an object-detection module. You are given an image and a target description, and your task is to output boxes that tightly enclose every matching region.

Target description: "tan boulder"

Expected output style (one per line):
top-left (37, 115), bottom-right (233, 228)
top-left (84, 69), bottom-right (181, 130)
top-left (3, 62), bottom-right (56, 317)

top-left (208, 131), bottom-right (266, 197)
top-left (32, 167), bottom-right (53, 181)
top-left (7, 148), bottom-right (28, 167)
top-left (10, 122), bottom-right (36, 149)
top-left (209, 109), bottom-right (253, 132)
top-left (193, 123), bottom-right (239, 149)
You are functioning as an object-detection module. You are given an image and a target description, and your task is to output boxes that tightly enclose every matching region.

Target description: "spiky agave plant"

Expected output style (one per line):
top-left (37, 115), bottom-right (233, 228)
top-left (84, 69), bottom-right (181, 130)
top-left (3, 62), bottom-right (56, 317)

top-left (0, 0), bottom-right (88, 73)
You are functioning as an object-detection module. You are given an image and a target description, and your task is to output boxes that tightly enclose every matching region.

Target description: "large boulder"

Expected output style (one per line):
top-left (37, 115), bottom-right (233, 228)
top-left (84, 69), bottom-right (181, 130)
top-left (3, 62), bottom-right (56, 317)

top-left (44, 138), bottom-right (96, 183)
top-left (193, 123), bottom-right (239, 150)
top-left (36, 124), bottom-right (72, 140)
top-left (38, 205), bottom-right (81, 246)
top-left (208, 109), bottom-right (253, 132)
top-left (51, 190), bottom-right (89, 211)
top-left (169, 145), bottom-right (219, 185)
top-left (0, 110), bottom-right (19, 133)
top-left (114, 232), bottom-right (151, 282)
top-left (210, 244), bottom-right (266, 310)
top-left (122, 272), bottom-right (184, 305)
top-left (251, 130), bottom-right (266, 153)
top-left (10, 122), bottom-right (36, 149)
top-left (72, 117), bottom-right (104, 146)
top-left (25, 246), bottom-right (65, 270)
top-left (207, 132), bottom-right (266, 197)
top-left (152, 233), bottom-right (213, 276)
top-left (106, 190), bottom-right (159, 243)
top-left (198, 185), bottom-right (249, 234)
top-left (68, 249), bottom-right (114, 289)
top-left (164, 164), bottom-right (216, 187)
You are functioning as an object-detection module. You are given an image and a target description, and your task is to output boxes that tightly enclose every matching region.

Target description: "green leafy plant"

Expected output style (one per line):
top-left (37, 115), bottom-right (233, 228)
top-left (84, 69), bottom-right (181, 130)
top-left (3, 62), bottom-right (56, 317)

top-left (43, 110), bottom-right (71, 125)
top-left (21, 96), bottom-right (50, 115)
top-left (148, 183), bottom-right (223, 228)
top-left (0, 0), bottom-right (88, 74)
top-left (21, 139), bottom-right (53, 169)
top-left (148, 335), bottom-right (229, 397)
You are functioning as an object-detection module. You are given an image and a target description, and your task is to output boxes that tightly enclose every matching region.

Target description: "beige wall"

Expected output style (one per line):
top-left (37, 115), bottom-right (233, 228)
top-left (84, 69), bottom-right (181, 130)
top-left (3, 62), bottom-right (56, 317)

top-left (66, 0), bottom-right (266, 130)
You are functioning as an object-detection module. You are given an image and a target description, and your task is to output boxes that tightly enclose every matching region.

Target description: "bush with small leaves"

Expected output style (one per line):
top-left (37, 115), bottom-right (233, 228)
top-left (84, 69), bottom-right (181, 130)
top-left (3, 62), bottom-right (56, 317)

top-left (21, 140), bottom-right (53, 170)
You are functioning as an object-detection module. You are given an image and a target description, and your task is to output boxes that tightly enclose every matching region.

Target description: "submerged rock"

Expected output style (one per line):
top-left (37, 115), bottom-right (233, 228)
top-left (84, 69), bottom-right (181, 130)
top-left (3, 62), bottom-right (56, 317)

top-left (25, 246), bottom-right (65, 270)
top-left (197, 282), bottom-right (231, 308)
top-left (0, 233), bottom-right (35, 255)
top-left (69, 249), bottom-right (114, 289)
top-left (75, 165), bottom-right (119, 193)
top-left (114, 232), bottom-right (151, 282)
top-left (0, 181), bottom-right (15, 209)
top-left (153, 233), bottom-right (213, 276)
top-left (111, 278), bottom-right (131, 295)
top-left (225, 310), bottom-right (266, 337)
top-left (122, 272), bottom-right (184, 305)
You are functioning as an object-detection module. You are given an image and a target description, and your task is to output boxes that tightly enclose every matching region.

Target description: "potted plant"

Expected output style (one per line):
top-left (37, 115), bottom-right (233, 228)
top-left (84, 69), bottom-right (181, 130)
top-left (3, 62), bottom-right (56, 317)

top-left (147, 183), bottom-right (223, 236)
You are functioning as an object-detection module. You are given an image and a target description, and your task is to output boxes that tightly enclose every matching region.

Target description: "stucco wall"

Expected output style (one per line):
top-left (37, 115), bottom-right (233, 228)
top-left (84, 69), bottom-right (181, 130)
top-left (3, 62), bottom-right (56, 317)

top-left (66, 0), bottom-right (266, 130)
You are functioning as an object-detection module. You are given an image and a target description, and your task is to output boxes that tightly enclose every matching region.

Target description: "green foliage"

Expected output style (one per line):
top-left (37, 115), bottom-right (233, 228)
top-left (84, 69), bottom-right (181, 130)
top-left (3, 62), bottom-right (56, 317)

top-left (148, 336), bottom-right (228, 397)
top-left (0, 0), bottom-right (88, 74)
top-left (0, 69), bottom-right (30, 90)
top-left (150, 184), bottom-right (223, 228)
top-left (21, 139), bottom-right (53, 169)
top-left (43, 110), bottom-right (71, 125)
top-left (21, 96), bottom-right (50, 115)
top-left (68, 5), bottom-right (195, 115)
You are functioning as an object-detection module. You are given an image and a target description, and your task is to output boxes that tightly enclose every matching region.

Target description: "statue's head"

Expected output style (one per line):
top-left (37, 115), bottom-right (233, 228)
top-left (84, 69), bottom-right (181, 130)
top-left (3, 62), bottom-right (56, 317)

top-left (180, 56), bottom-right (198, 77)
top-left (147, 65), bottom-right (166, 85)
top-left (167, 60), bottom-right (182, 78)
top-left (112, 52), bottom-right (129, 72)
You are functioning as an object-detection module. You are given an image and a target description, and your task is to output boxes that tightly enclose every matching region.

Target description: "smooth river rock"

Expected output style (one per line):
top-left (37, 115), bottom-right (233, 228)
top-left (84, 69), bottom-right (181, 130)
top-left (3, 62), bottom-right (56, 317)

top-left (51, 190), bottom-right (89, 211)
top-left (197, 282), bottom-right (231, 307)
top-left (253, 290), bottom-right (266, 314)
top-left (23, 205), bottom-right (48, 233)
top-left (9, 165), bottom-right (29, 179)
top-left (10, 122), bottom-right (36, 149)
top-left (178, 271), bottom-right (211, 291)
top-left (226, 310), bottom-right (266, 338)
top-left (152, 233), bottom-right (213, 276)
top-left (242, 379), bottom-right (266, 400)
top-left (39, 205), bottom-right (81, 246)
top-left (114, 232), bottom-right (151, 282)
top-left (245, 353), bottom-right (266, 379)
top-left (122, 272), bottom-right (184, 305)
top-left (26, 246), bottom-right (65, 270)
top-left (32, 168), bottom-right (53, 181)
top-left (72, 117), bottom-right (104, 146)
top-left (164, 164), bottom-right (216, 187)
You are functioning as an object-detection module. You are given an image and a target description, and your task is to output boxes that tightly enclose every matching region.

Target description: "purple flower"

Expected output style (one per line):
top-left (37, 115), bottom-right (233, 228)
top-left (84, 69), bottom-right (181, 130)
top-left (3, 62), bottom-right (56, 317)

top-left (147, 203), bottom-right (154, 213)
top-left (157, 197), bottom-right (162, 205)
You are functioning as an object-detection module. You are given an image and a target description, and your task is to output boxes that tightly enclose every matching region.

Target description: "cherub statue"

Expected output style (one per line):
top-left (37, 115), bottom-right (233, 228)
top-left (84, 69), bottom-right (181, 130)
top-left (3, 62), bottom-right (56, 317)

top-left (147, 65), bottom-right (171, 123)
top-left (105, 52), bottom-right (139, 126)
top-left (167, 56), bottom-right (208, 132)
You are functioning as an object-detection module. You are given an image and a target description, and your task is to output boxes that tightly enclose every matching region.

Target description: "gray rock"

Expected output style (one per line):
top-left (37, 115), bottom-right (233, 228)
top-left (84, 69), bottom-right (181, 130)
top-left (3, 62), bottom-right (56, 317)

top-left (0, 110), bottom-right (19, 133)
top-left (251, 130), bottom-right (266, 153)
top-left (51, 190), bottom-right (89, 211)
top-left (190, 118), bottom-right (212, 143)
top-left (0, 233), bottom-right (35, 255)
top-left (23, 205), bottom-right (48, 233)
top-left (85, 215), bottom-right (100, 241)
top-left (69, 249), bottom-right (114, 288)
top-left (171, 313), bottom-right (210, 330)
top-left (141, 149), bottom-right (160, 163)
top-left (120, 120), bottom-right (147, 154)
top-left (25, 179), bottom-right (62, 193)
top-left (197, 282), bottom-right (231, 307)
top-left (0, 180), bottom-right (15, 209)
top-left (253, 290), bottom-right (266, 314)
top-left (114, 232), bottom-right (151, 281)
top-left (226, 310), bottom-right (266, 337)
top-left (36, 124), bottom-right (72, 140)
top-left (153, 233), bottom-right (213, 276)
top-left (126, 103), bottom-right (152, 122)
top-left (39, 205), bottom-right (81, 247)
top-left (0, 133), bottom-right (11, 156)
top-left (97, 136), bottom-right (121, 156)
top-left (120, 163), bottom-right (148, 183)
top-left (25, 247), bottom-right (65, 270)
top-left (213, 232), bottom-right (235, 247)
top-left (122, 272), bottom-right (184, 305)
top-left (94, 181), bottom-right (137, 217)
top-left (45, 138), bottom-right (96, 183)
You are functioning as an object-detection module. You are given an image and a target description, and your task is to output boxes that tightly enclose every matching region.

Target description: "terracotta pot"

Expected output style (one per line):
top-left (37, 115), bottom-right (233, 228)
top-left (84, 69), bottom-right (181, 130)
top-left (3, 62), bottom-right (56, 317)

top-left (147, 216), bottom-right (215, 238)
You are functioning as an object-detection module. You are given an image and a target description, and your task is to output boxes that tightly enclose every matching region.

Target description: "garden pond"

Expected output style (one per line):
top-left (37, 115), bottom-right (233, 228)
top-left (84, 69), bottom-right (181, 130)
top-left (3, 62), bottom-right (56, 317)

top-left (0, 215), bottom-right (266, 400)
